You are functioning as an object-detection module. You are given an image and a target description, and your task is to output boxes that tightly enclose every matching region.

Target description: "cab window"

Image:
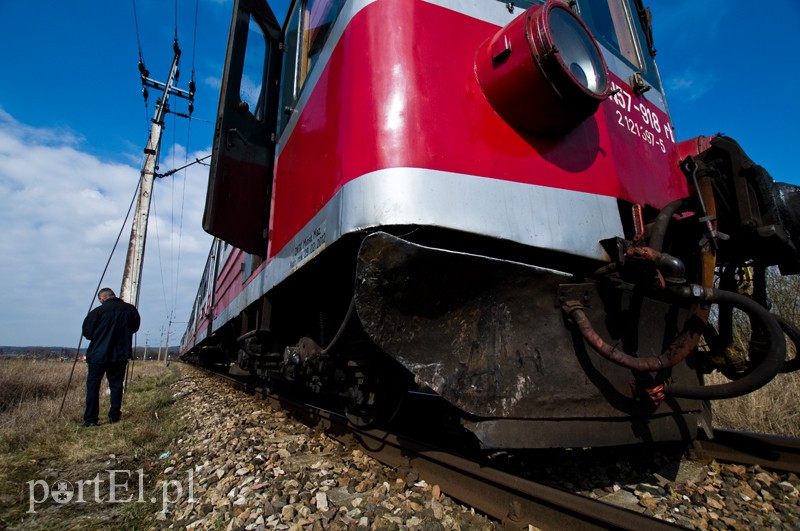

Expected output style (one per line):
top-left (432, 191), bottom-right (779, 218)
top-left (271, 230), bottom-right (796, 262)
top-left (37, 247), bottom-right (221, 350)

top-left (240, 16), bottom-right (269, 121)
top-left (576, 0), bottom-right (660, 88)
top-left (278, 0), bottom-right (344, 133)
top-left (577, 0), bottom-right (640, 69)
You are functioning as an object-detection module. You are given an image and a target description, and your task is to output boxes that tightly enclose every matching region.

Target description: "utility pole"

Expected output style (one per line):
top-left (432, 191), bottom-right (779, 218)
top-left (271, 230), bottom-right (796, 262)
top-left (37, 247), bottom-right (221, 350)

top-left (163, 317), bottom-right (173, 362)
top-left (120, 39), bottom-right (195, 307)
top-left (157, 325), bottom-right (165, 362)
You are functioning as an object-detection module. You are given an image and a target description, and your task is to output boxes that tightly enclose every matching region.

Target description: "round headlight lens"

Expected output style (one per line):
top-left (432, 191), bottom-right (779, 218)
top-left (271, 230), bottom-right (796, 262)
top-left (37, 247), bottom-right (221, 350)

top-left (474, 0), bottom-right (610, 135)
top-left (548, 8), bottom-right (608, 96)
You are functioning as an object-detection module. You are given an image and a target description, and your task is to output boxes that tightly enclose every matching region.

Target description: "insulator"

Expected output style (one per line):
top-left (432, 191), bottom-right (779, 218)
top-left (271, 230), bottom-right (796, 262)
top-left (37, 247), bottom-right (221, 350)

top-left (138, 60), bottom-right (146, 74)
top-left (188, 103), bottom-right (194, 115)
top-left (189, 79), bottom-right (196, 95)
top-left (142, 87), bottom-right (149, 102)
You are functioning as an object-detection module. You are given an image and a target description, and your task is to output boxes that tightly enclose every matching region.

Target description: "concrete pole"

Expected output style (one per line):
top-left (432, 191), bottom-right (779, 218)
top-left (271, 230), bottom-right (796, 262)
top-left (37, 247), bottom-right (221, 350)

top-left (120, 43), bottom-right (188, 307)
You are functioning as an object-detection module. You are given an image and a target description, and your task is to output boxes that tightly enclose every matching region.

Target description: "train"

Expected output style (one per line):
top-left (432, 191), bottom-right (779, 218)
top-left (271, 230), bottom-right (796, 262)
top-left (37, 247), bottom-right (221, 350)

top-left (180, 0), bottom-right (800, 449)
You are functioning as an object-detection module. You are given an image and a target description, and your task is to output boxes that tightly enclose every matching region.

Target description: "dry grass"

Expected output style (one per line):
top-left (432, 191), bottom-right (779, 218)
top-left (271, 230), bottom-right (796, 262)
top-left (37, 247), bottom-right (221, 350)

top-left (708, 370), bottom-right (800, 437)
top-left (706, 268), bottom-right (800, 437)
top-left (0, 359), bottom-right (188, 529)
top-left (0, 359), bottom-right (87, 452)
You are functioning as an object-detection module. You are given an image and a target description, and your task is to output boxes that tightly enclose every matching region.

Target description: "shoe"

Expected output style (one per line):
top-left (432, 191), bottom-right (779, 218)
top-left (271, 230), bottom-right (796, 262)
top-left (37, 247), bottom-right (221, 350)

top-left (82, 421), bottom-right (98, 428)
top-left (108, 417), bottom-right (120, 424)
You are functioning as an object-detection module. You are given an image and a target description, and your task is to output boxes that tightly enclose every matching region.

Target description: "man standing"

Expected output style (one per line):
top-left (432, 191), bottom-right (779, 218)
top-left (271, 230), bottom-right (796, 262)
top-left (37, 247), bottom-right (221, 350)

top-left (81, 288), bottom-right (140, 427)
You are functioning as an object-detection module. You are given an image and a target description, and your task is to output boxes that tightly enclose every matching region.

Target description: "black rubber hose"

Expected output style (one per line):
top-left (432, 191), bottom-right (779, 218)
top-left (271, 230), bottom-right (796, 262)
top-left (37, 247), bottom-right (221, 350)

top-left (649, 198), bottom-right (686, 252)
top-left (665, 286), bottom-right (786, 399)
top-left (321, 297), bottom-right (356, 356)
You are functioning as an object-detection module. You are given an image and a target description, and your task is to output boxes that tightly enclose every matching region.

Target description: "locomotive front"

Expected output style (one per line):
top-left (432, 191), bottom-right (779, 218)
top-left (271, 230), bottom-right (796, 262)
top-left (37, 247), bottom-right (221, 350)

top-left (192, 0), bottom-right (800, 449)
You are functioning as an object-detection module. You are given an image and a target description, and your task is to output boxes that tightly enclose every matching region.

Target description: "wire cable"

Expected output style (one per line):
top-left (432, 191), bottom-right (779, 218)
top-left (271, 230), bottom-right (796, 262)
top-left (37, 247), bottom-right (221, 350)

top-left (170, 119), bottom-right (177, 302)
top-left (132, 0), bottom-right (145, 64)
top-left (172, 117), bottom-right (195, 318)
top-left (58, 172), bottom-right (144, 417)
top-left (191, 0), bottom-right (199, 71)
top-left (132, 0), bottom-right (151, 136)
top-left (189, 0), bottom-right (199, 105)
top-left (150, 191), bottom-right (171, 318)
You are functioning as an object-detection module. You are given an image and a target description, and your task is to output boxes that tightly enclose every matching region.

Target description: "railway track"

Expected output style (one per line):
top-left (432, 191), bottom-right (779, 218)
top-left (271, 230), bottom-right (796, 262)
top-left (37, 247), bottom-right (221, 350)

top-left (199, 365), bottom-right (800, 530)
top-left (695, 430), bottom-right (800, 475)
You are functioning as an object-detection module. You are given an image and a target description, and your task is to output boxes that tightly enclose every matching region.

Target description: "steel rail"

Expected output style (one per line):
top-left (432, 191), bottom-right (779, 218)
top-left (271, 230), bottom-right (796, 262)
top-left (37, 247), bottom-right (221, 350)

top-left (695, 429), bottom-right (800, 474)
top-left (197, 366), bottom-right (800, 528)
top-left (243, 388), bottom-right (683, 531)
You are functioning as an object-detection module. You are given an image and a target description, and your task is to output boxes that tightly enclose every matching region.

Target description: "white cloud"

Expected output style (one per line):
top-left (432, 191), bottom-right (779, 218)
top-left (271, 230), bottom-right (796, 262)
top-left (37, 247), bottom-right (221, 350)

top-left (204, 75), bottom-right (221, 91)
top-left (239, 74), bottom-right (263, 111)
top-left (0, 108), bottom-right (85, 147)
top-left (0, 109), bottom-right (213, 347)
top-left (665, 70), bottom-right (715, 102)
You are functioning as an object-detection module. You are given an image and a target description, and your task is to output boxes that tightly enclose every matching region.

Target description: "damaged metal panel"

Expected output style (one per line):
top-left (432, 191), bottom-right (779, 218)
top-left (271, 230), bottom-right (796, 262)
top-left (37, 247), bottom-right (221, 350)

top-left (354, 232), bottom-right (702, 423)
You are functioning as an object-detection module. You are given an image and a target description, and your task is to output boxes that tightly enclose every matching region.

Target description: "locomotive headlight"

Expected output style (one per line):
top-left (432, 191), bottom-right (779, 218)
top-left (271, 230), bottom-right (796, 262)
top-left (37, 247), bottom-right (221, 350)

top-left (476, 0), bottom-right (610, 136)
top-left (549, 8), bottom-right (607, 95)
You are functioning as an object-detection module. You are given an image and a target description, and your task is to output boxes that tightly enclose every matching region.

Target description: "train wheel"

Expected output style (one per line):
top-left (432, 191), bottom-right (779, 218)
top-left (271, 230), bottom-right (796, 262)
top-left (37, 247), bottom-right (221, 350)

top-left (342, 362), bottom-right (406, 428)
top-left (343, 369), bottom-right (377, 427)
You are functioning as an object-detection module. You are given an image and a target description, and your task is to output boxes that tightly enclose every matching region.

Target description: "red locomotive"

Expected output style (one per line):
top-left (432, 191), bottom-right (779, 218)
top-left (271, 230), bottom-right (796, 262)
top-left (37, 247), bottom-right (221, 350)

top-left (181, 0), bottom-right (800, 448)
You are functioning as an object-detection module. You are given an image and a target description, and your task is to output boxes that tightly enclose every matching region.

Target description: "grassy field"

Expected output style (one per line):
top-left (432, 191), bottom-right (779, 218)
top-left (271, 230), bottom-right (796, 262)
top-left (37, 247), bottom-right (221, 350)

top-left (0, 359), bottom-right (187, 529)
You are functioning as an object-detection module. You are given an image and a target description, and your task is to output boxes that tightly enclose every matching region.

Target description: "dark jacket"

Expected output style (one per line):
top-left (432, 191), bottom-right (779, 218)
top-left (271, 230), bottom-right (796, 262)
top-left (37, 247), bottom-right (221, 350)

top-left (82, 297), bottom-right (141, 363)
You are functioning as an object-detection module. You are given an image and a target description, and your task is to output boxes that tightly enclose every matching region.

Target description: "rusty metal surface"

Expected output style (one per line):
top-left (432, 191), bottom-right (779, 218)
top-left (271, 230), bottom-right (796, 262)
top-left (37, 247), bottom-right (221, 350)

top-left (354, 232), bottom-right (704, 447)
top-left (464, 415), bottom-right (703, 449)
top-left (696, 429), bottom-right (800, 475)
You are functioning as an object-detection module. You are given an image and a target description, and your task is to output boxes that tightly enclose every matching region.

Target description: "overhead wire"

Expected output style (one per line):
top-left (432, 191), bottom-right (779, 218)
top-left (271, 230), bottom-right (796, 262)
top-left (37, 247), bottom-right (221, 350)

top-left (58, 171), bottom-right (144, 417)
top-left (62, 0), bottom-right (197, 391)
top-left (127, 0), bottom-right (202, 356)
top-left (173, 142), bottom-right (189, 318)
top-left (150, 189), bottom-right (172, 318)
top-left (171, 0), bottom-right (200, 324)
top-left (132, 0), bottom-right (151, 136)
top-left (170, 107), bottom-right (177, 308)
top-left (190, 0), bottom-right (199, 107)
top-left (132, 0), bottom-right (145, 65)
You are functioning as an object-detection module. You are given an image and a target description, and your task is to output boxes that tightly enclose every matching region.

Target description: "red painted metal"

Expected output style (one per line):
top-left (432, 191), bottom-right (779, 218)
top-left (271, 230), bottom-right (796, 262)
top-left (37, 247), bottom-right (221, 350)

top-left (268, 0), bottom-right (687, 259)
top-left (678, 135), bottom-right (714, 162)
top-left (475, 1), bottom-right (610, 135)
top-left (212, 248), bottom-right (245, 319)
top-left (186, 0), bottom-right (692, 349)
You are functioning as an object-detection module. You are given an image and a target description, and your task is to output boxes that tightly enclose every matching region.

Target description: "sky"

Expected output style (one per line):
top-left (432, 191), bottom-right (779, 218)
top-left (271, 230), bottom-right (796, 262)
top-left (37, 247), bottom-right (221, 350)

top-left (0, 0), bottom-right (798, 348)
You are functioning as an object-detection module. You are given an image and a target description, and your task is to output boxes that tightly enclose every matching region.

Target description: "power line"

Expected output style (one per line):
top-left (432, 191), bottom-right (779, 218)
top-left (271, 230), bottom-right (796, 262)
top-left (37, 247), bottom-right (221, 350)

top-left (59, 171), bottom-right (144, 417)
top-left (132, 0), bottom-right (151, 135)
top-left (126, 0), bottom-right (199, 338)
top-left (190, 0), bottom-right (199, 110)
top-left (131, 0), bottom-right (145, 64)
top-left (172, 0), bottom-right (201, 319)
top-left (122, 41), bottom-right (194, 308)
top-left (154, 154), bottom-right (211, 178)
top-left (150, 192), bottom-right (172, 317)
top-left (174, 0), bottom-right (179, 42)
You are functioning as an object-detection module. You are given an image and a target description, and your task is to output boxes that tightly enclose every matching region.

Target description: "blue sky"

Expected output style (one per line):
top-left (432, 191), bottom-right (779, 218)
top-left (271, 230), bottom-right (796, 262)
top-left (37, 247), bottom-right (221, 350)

top-left (0, 0), bottom-right (798, 348)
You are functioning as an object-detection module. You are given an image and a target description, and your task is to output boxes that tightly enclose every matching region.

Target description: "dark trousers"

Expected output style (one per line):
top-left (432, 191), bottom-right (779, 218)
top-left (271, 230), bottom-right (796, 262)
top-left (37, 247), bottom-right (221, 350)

top-left (84, 361), bottom-right (128, 423)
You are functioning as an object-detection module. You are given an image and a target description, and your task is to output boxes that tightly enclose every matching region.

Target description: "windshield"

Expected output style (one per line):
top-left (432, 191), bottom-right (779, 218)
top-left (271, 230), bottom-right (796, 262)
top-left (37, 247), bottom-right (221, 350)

top-left (574, 0), bottom-right (660, 89)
